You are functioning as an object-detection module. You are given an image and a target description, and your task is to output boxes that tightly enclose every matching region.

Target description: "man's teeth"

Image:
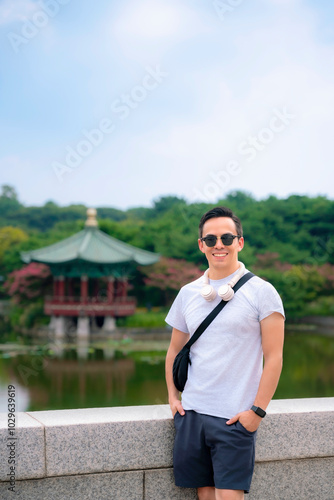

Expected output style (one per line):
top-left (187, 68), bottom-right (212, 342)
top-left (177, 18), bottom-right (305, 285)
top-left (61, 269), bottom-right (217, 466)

top-left (213, 253), bottom-right (227, 256)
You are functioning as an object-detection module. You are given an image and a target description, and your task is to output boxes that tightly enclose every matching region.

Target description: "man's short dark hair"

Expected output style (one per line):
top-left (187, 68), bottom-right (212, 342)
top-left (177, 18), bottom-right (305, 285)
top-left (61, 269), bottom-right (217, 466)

top-left (198, 207), bottom-right (243, 238)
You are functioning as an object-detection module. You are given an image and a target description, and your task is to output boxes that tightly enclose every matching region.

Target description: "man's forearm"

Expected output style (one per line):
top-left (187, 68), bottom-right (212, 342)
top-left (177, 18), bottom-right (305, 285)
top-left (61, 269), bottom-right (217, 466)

top-left (165, 346), bottom-right (180, 402)
top-left (253, 354), bottom-right (283, 410)
top-left (254, 312), bottom-right (285, 411)
top-left (165, 346), bottom-right (186, 416)
top-left (165, 328), bottom-right (190, 416)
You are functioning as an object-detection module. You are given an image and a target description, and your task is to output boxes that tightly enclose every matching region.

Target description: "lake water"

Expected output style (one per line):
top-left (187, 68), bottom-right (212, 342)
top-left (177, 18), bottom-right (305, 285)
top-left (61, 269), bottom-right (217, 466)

top-left (0, 331), bottom-right (333, 412)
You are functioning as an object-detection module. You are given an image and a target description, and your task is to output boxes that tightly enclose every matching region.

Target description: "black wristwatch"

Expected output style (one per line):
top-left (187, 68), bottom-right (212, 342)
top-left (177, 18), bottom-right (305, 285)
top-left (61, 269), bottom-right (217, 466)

top-left (251, 405), bottom-right (266, 418)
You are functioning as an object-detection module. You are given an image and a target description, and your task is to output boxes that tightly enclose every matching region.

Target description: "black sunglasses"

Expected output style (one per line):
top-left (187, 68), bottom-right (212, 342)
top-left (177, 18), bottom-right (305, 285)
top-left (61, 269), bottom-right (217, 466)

top-left (201, 234), bottom-right (240, 247)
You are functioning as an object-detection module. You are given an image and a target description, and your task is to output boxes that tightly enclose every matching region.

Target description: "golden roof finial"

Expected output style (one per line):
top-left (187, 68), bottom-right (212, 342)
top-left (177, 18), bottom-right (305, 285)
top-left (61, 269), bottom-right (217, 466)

top-left (85, 208), bottom-right (98, 227)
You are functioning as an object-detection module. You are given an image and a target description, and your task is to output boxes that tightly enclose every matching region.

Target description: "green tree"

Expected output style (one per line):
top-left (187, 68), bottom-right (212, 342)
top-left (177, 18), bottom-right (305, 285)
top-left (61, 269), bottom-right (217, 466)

top-left (0, 227), bottom-right (28, 260)
top-left (1, 185), bottom-right (19, 200)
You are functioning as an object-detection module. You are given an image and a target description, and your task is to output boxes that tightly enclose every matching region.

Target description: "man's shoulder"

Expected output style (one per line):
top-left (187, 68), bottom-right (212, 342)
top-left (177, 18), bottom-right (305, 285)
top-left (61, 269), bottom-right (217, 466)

top-left (245, 272), bottom-right (283, 306)
top-left (180, 274), bottom-right (204, 294)
top-left (246, 272), bottom-right (277, 290)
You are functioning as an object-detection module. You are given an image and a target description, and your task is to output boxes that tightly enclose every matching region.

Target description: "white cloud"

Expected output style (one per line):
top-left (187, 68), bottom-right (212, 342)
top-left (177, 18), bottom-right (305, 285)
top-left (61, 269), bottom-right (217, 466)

top-left (114, 0), bottom-right (185, 39)
top-left (262, 0), bottom-right (302, 5)
top-left (0, 155), bottom-right (30, 171)
top-left (113, 0), bottom-right (208, 39)
top-left (108, 0), bottom-right (211, 63)
top-left (0, 0), bottom-right (38, 25)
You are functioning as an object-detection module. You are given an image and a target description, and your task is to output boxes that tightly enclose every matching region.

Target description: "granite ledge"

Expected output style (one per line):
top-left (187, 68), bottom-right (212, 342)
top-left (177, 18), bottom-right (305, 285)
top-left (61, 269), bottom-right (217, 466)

top-left (267, 397), bottom-right (334, 413)
top-left (0, 398), bottom-right (332, 481)
top-left (25, 397), bottom-right (334, 427)
top-left (27, 404), bottom-right (172, 427)
top-left (0, 412), bottom-right (45, 481)
top-left (27, 406), bottom-right (175, 477)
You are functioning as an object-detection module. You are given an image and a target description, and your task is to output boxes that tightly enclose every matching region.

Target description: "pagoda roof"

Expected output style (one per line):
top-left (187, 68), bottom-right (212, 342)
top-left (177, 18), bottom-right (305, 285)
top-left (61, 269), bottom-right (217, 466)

top-left (21, 209), bottom-right (159, 268)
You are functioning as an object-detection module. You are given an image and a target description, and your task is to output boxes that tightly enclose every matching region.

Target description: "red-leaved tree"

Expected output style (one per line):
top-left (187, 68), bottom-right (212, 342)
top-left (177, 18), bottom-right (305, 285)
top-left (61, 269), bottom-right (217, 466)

top-left (253, 252), bottom-right (292, 272)
top-left (4, 263), bottom-right (52, 304)
top-left (141, 257), bottom-right (203, 305)
top-left (317, 263), bottom-right (334, 293)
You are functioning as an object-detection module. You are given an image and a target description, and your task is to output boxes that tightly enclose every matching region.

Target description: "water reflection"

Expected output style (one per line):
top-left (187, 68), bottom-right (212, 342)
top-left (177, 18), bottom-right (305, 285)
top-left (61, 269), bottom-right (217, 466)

top-left (0, 340), bottom-right (168, 412)
top-left (1, 332), bottom-right (333, 413)
top-left (47, 356), bottom-right (135, 404)
top-left (77, 339), bottom-right (89, 360)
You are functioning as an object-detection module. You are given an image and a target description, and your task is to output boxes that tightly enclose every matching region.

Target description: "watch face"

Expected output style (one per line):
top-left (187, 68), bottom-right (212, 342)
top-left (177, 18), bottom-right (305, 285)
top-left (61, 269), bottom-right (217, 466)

top-left (252, 405), bottom-right (266, 417)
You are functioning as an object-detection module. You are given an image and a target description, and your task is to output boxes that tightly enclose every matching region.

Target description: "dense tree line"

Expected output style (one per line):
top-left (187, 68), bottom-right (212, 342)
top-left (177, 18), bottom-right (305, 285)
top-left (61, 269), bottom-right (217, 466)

top-left (1, 185), bottom-right (333, 266)
top-left (1, 185), bottom-right (334, 325)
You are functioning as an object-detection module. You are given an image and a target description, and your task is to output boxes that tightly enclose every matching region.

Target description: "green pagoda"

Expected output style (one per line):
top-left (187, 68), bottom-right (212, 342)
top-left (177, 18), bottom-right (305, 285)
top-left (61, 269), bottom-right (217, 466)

top-left (21, 208), bottom-right (159, 338)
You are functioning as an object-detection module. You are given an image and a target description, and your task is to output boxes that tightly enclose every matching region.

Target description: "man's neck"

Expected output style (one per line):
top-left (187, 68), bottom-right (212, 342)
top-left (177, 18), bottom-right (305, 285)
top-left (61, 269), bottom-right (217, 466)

top-left (208, 262), bottom-right (240, 280)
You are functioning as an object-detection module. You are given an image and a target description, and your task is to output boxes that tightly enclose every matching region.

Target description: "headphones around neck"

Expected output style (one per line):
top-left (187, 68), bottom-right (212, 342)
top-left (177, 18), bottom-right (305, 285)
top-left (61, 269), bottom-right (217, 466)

top-left (201, 262), bottom-right (246, 301)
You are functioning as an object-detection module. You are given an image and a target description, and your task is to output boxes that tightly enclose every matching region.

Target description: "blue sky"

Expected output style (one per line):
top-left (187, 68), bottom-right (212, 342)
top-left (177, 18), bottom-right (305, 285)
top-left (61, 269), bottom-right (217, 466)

top-left (0, 0), bottom-right (333, 209)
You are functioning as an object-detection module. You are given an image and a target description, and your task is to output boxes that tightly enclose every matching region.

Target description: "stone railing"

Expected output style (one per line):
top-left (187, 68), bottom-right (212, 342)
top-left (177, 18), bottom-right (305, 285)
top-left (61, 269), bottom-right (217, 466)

top-left (0, 398), bottom-right (333, 499)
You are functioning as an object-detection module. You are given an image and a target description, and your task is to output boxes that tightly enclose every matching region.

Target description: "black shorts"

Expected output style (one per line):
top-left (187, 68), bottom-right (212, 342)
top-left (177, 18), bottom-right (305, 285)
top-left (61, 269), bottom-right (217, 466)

top-left (173, 410), bottom-right (257, 493)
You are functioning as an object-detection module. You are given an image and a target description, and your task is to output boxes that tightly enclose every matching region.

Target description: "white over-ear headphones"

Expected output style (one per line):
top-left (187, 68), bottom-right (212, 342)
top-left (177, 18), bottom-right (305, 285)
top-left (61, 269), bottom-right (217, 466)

top-left (201, 262), bottom-right (245, 301)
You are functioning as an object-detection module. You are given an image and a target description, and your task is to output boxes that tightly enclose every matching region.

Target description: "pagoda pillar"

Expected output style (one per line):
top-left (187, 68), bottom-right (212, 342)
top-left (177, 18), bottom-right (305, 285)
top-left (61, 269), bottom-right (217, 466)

top-left (93, 279), bottom-right (99, 301)
top-left (67, 278), bottom-right (74, 299)
top-left (77, 316), bottom-right (90, 339)
top-left (53, 277), bottom-right (58, 299)
top-left (119, 277), bottom-right (128, 301)
top-left (107, 277), bottom-right (114, 303)
top-left (54, 316), bottom-right (66, 339)
top-left (58, 276), bottom-right (65, 299)
top-left (54, 276), bottom-right (66, 339)
top-left (104, 316), bottom-right (116, 332)
top-left (80, 275), bottom-right (88, 302)
top-left (103, 277), bottom-right (116, 332)
top-left (78, 275), bottom-right (89, 339)
top-left (50, 278), bottom-right (59, 334)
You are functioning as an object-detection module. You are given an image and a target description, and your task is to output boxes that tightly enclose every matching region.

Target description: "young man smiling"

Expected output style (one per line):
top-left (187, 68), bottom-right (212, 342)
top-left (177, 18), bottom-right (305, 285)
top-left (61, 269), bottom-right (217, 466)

top-left (165, 207), bottom-right (285, 500)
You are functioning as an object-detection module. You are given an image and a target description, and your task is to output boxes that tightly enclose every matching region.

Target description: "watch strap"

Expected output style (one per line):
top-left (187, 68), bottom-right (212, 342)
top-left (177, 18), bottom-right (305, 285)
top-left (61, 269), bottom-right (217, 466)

top-left (251, 405), bottom-right (266, 418)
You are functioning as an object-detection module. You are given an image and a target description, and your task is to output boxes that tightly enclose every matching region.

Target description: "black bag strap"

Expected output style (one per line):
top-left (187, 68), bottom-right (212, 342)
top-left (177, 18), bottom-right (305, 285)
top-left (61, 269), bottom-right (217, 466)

top-left (185, 271), bottom-right (255, 350)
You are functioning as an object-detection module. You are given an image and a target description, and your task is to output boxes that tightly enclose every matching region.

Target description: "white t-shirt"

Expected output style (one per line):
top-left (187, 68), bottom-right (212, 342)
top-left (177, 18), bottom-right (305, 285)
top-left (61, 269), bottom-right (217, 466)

top-left (165, 267), bottom-right (285, 419)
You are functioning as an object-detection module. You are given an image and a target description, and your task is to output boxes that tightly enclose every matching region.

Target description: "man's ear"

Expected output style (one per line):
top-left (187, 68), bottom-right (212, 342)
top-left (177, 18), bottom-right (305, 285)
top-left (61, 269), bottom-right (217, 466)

top-left (237, 237), bottom-right (244, 252)
top-left (198, 238), bottom-right (205, 254)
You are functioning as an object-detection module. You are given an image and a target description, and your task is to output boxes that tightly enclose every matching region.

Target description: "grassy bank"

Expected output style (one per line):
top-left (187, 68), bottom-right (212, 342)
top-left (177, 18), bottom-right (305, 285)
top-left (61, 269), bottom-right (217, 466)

top-left (116, 308), bottom-right (168, 328)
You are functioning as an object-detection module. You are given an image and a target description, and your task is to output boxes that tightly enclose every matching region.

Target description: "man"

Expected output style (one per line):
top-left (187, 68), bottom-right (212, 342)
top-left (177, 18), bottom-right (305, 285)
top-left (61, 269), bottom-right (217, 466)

top-left (165, 206), bottom-right (285, 500)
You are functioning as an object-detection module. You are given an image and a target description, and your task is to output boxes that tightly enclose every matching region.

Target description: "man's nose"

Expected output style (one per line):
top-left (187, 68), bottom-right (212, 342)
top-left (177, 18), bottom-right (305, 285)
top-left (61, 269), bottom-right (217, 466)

top-left (215, 236), bottom-right (225, 248)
